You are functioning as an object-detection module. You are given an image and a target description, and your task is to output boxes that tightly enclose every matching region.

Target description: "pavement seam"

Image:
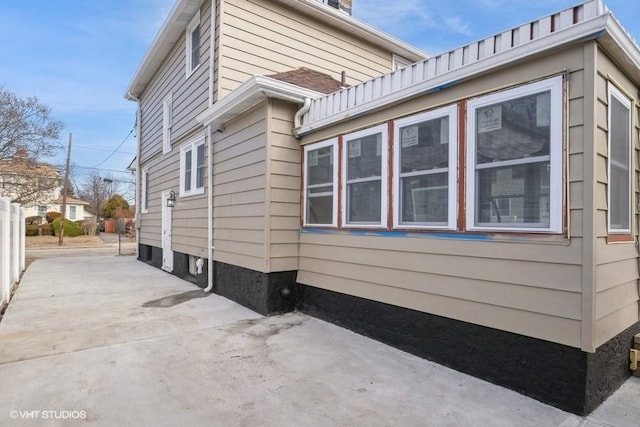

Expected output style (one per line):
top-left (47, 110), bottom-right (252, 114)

top-left (0, 314), bottom-right (271, 368)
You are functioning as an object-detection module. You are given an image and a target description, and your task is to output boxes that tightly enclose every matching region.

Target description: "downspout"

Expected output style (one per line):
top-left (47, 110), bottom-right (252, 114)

top-left (294, 97), bottom-right (312, 129)
top-left (127, 91), bottom-right (142, 259)
top-left (203, 124), bottom-right (214, 293)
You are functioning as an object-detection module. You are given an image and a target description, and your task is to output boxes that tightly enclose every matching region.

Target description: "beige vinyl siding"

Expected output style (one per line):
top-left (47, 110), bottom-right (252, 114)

top-left (217, 0), bottom-right (393, 99)
top-left (137, 0), bottom-right (216, 255)
top-left (139, 0), bottom-right (213, 163)
top-left (138, 148), bottom-right (180, 249)
top-left (267, 99), bottom-right (301, 272)
top-left (173, 133), bottom-right (209, 257)
top-left (593, 49), bottom-right (640, 348)
top-left (298, 46), bottom-right (588, 348)
top-left (213, 103), bottom-right (268, 272)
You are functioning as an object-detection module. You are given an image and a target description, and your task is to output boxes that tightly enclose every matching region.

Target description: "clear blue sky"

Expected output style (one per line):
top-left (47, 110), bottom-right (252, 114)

top-left (1, 0), bottom-right (638, 190)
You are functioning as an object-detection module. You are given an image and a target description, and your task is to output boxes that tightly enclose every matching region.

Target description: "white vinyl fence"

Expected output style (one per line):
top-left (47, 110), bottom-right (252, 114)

top-left (1, 197), bottom-right (25, 309)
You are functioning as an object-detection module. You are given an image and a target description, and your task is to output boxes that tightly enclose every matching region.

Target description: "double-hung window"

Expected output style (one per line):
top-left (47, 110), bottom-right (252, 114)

top-left (467, 76), bottom-right (563, 233)
top-left (342, 125), bottom-right (388, 227)
top-left (304, 139), bottom-right (337, 227)
top-left (394, 105), bottom-right (458, 229)
top-left (608, 84), bottom-right (632, 234)
top-left (69, 206), bottom-right (77, 220)
top-left (162, 94), bottom-right (173, 154)
top-left (141, 167), bottom-right (149, 213)
top-left (180, 136), bottom-right (206, 197)
top-left (186, 11), bottom-right (201, 76)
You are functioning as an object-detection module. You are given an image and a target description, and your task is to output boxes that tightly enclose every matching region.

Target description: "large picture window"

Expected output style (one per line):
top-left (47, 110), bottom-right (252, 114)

top-left (342, 125), bottom-right (388, 227)
top-left (394, 105), bottom-right (458, 229)
top-left (303, 139), bottom-right (337, 227)
top-left (180, 136), bottom-right (205, 197)
top-left (466, 76), bottom-right (563, 232)
top-left (608, 84), bottom-right (632, 234)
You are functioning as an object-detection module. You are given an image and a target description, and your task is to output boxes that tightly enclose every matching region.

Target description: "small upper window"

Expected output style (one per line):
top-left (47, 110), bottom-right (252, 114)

top-left (162, 94), bottom-right (172, 154)
top-left (608, 84), bottom-right (632, 234)
top-left (303, 139), bottom-right (338, 227)
top-left (141, 167), bottom-right (149, 213)
top-left (342, 124), bottom-right (388, 228)
top-left (180, 135), bottom-right (206, 197)
top-left (186, 11), bottom-right (201, 76)
top-left (394, 105), bottom-right (458, 229)
top-left (466, 76), bottom-right (563, 233)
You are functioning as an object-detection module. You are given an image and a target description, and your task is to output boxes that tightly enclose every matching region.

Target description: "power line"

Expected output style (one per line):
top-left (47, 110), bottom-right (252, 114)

top-left (89, 124), bottom-right (136, 168)
top-left (74, 144), bottom-right (136, 155)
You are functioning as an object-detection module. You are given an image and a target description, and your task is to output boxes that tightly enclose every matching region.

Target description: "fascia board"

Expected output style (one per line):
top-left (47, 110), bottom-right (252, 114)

top-left (197, 76), bottom-right (323, 128)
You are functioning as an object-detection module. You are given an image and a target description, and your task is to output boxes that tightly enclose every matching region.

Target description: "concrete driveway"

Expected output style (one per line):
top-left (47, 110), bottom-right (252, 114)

top-left (0, 255), bottom-right (638, 426)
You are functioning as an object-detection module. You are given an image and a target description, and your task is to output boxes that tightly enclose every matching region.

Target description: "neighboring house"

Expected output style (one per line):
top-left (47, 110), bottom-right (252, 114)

top-left (0, 157), bottom-right (60, 208)
top-left (22, 192), bottom-right (90, 223)
top-left (126, 0), bottom-right (640, 415)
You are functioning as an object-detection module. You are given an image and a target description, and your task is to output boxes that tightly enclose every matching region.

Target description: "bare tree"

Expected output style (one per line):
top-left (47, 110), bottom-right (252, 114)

top-left (77, 174), bottom-right (111, 221)
top-left (0, 89), bottom-right (64, 205)
top-left (0, 89), bottom-right (63, 162)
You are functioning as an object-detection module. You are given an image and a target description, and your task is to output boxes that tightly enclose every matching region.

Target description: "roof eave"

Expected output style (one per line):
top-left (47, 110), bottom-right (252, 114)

top-left (125, 0), bottom-right (202, 100)
top-left (196, 76), bottom-right (324, 129)
top-left (273, 0), bottom-right (429, 62)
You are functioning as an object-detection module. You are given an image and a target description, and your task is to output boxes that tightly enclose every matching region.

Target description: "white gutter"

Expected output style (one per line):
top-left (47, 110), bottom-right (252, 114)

top-left (197, 76), bottom-right (324, 127)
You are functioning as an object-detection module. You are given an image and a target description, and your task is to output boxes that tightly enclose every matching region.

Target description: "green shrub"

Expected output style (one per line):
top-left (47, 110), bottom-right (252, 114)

top-left (26, 225), bottom-right (39, 236)
top-left (46, 211), bottom-right (61, 223)
top-left (39, 223), bottom-right (53, 236)
top-left (51, 218), bottom-right (83, 237)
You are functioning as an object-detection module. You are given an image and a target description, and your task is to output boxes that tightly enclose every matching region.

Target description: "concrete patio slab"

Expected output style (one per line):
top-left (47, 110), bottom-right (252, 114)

top-left (0, 256), bottom-right (637, 426)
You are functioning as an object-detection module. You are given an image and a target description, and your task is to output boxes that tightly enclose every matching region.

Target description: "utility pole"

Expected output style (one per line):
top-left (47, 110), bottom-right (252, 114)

top-left (58, 133), bottom-right (72, 246)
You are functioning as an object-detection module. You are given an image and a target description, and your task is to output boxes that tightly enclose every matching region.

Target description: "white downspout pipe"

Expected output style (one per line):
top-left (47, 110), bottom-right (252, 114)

top-left (204, 124), bottom-right (214, 293)
top-left (294, 97), bottom-right (312, 129)
top-left (127, 91), bottom-right (142, 258)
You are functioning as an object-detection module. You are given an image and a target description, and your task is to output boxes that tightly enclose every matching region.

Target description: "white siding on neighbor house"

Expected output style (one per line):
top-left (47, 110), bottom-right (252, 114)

top-left (297, 46), bottom-right (588, 349)
top-left (213, 103), bottom-right (268, 272)
top-left (593, 50), bottom-right (640, 348)
top-left (217, 0), bottom-right (394, 99)
top-left (267, 99), bottom-right (301, 272)
top-left (138, 0), bottom-right (214, 252)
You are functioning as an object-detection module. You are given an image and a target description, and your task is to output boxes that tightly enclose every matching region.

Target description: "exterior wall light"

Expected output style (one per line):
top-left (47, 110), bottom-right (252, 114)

top-left (167, 190), bottom-right (176, 207)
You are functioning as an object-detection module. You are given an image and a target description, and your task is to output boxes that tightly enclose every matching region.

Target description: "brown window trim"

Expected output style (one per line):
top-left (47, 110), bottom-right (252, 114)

top-left (606, 233), bottom-right (634, 243)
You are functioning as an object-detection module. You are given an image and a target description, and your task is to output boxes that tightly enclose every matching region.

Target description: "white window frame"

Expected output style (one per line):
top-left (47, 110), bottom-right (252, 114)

top-left (393, 105), bottom-right (458, 230)
top-left (466, 76), bottom-right (563, 233)
top-left (303, 138), bottom-right (338, 227)
top-left (186, 10), bottom-right (201, 77)
top-left (341, 124), bottom-right (389, 228)
top-left (141, 167), bottom-right (149, 214)
top-left (162, 93), bottom-right (173, 154)
top-left (607, 83), bottom-right (632, 234)
top-left (69, 205), bottom-right (76, 220)
top-left (179, 134), bottom-right (206, 197)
